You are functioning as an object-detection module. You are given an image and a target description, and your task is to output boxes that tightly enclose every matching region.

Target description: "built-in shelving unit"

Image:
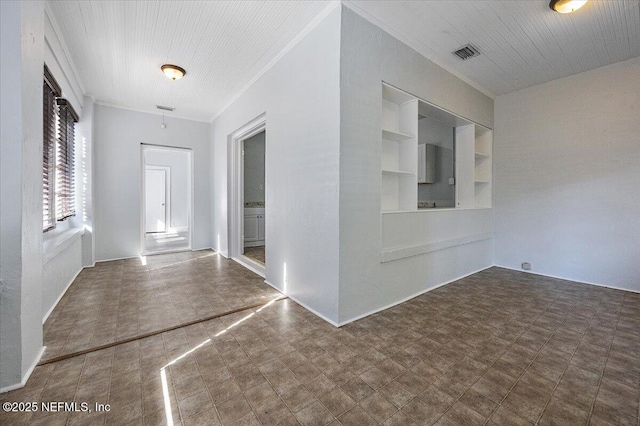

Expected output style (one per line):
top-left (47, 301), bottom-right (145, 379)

top-left (474, 126), bottom-right (493, 208)
top-left (380, 82), bottom-right (492, 212)
top-left (381, 84), bottom-right (418, 212)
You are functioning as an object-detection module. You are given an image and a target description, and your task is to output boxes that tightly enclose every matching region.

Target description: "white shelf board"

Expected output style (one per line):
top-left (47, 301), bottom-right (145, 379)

top-left (382, 169), bottom-right (416, 176)
top-left (381, 209), bottom-right (417, 214)
top-left (475, 152), bottom-right (490, 158)
top-left (475, 124), bottom-right (492, 137)
top-left (474, 180), bottom-right (491, 184)
top-left (382, 129), bottom-right (414, 141)
top-left (382, 83), bottom-right (415, 105)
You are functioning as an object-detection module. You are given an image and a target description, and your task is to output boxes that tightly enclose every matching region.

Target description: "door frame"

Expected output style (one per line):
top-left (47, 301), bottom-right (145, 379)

top-left (228, 113), bottom-right (266, 277)
top-left (140, 144), bottom-right (194, 255)
top-left (144, 165), bottom-right (171, 233)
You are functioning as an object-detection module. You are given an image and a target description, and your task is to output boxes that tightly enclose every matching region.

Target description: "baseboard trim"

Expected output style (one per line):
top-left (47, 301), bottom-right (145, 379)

top-left (97, 247), bottom-right (215, 264)
top-left (264, 280), bottom-right (340, 327)
top-left (0, 346), bottom-right (46, 394)
top-left (168, 226), bottom-right (189, 232)
top-left (142, 247), bottom-right (192, 256)
top-left (493, 265), bottom-right (640, 294)
top-left (96, 254), bottom-right (138, 263)
top-left (42, 267), bottom-right (83, 324)
top-left (232, 256), bottom-right (265, 278)
top-left (336, 264), bottom-right (494, 327)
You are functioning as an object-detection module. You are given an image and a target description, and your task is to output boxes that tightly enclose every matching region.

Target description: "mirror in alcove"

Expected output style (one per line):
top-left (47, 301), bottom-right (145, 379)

top-left (417, 101), bottom-right (456, 209)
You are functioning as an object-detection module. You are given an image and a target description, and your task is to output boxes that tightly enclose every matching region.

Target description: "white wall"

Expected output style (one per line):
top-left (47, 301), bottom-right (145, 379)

top-left (0, 0), bottom-right (45, 391)
top-left (94, 105), bottom-right (210, 261)
top-left (44, 7), bottom-right (83, 114)
top-left (494, 57), bottom-right (640, 292)
top-left (41, 8), bottom-right (91, 326)
top-left (145, 149), bottom-right (190, 229)
top-left (42, 236), bottom-right (83, 321)
top-left (244, 131), bottom-right (266, 204)
top-left (77, 96), bottom-right (96, 267)
top-left (211, 6), bottom-right (342, 323)
top-left (338, 6), bottom-right (494, 324)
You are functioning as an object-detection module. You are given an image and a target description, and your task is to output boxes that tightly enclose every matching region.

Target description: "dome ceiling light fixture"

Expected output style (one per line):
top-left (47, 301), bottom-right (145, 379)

top-left (161, 64), bottom-right (186, 80)
top-left (549, 0), bottom-right (588, 13)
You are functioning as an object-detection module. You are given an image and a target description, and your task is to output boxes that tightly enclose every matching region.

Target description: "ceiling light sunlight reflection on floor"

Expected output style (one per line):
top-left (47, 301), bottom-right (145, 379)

top-left (159, 295), bottom-right (286, 426)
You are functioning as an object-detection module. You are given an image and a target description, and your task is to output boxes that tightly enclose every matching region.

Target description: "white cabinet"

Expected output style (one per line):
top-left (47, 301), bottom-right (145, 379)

top-left (244, 208), bottom-right (265, 247)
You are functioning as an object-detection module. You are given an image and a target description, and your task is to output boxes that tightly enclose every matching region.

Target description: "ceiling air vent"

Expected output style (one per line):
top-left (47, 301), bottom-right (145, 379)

top-left (156, 105), bottom-right (175, 111)
top-left (453, 45), bottom-right (480, 60)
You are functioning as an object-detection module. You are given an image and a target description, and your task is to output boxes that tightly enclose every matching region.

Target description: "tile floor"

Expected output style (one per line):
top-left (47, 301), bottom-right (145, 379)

top-left (2, 262), bottom-right (639, 426)
top-left (41, 250), bottom-right (281, 362)
top-left (244, 246), bottom-right (266, 265)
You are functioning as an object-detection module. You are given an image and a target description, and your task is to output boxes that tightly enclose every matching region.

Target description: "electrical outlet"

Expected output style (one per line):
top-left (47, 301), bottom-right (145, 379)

top-left (449, 178), bottom-right (455, 185)
top-left (521, 262), bottom-right (531, 271)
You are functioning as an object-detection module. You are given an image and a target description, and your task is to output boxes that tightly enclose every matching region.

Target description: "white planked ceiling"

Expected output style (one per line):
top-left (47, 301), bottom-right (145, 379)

top-left (344, 0), bottom-right (640, 97)
top-left (47, 0), bottom-right (337, 122)
top-left (48, 1), bottom-right (640, 121)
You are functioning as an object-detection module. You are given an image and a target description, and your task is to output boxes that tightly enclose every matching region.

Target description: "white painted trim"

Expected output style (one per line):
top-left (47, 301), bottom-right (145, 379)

top-left (228, 114), bottom-right (267, 277)
top-left (341, 1), bottom-right (495, 100)
top-left (243, 241), bottom-right (265, 248)
top-left (140, 145), bottom-right (145, 257)
top-left (96, 247), bottom-right (215, 264)
top-left (44, 4), bottom-right (86, 95)
top-left (493, 265), bottom-right (640, 295)
top-left (43, 227), bottom-right (84, 264)
top-left (141, 144), bottom-right (194, 255)
top-left (142, 248), bottom-right (190, 257)
top-left (337, 265), bottom-right (494, 326)
top-left (264, 280), bottom-right (340, 327)
top-left (232, 256), bottom-right (266, 278)
top-left (0, 346), bottom-right (46, 394)
top-left (42, 267), bottom-right (82, 324)
top-left (96, 254), bottom-right (140, 263)
top-left (381, 232), bottom-right (493, 262)
top-left (209, 1), bottom-right (341, 122)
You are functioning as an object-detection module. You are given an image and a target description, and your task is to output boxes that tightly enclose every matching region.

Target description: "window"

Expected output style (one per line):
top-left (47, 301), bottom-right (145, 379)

top-left (43, 65), bottom-right (78, 232)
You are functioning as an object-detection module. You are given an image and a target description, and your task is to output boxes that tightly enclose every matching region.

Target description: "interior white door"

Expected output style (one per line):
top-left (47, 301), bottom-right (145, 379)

top-left (145, 169), bottom-right (166, 233)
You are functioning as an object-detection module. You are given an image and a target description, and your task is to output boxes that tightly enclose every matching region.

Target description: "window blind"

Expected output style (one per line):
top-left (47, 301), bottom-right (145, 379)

top-left (43, 65), bottom-right (61, 231)
top-left (43, 65), bottom-right (79, 231)
top-left (55, 98), bottom-right (78, 222)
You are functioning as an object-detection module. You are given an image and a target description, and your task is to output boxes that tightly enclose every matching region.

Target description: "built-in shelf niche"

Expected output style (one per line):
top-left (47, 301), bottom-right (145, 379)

top-left (474, 125), bottom-right (493, 208)
top-left (380, 82), bottom-right (492, 212)
top-left (381, 84), bottom-right (417, 212)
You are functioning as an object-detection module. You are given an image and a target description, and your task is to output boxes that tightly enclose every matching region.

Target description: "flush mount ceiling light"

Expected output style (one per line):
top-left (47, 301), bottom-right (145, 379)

top-left (161, 64), bottom-right (186, 80)
top-left (549, 0), bottom-right (588, 13)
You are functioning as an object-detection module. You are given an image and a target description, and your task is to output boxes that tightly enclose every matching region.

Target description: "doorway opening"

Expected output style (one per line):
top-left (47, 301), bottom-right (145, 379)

top-left (229, 114), bottom-right (266, 277)
top-left (141, 145), bottom-right (193, 255)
